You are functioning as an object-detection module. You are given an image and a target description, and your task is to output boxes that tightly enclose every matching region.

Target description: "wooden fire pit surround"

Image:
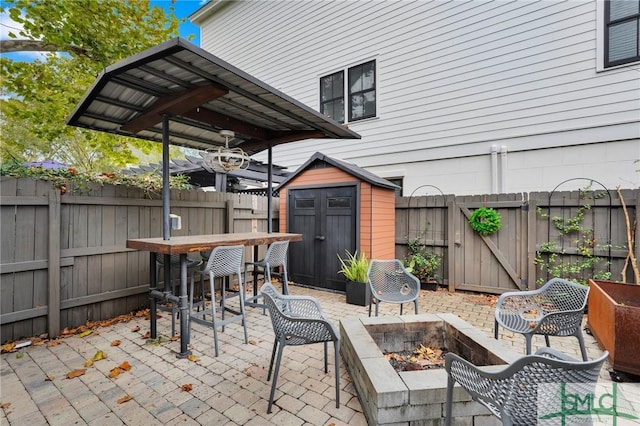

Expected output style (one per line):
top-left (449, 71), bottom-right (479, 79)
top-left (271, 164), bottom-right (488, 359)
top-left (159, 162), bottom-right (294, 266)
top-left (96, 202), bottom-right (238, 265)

top-left (340, 314), bottom-right (521, 425)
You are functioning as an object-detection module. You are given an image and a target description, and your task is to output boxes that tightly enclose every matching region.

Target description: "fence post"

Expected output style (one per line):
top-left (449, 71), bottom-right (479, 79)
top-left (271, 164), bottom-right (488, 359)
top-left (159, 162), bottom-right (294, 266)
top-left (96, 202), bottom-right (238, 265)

top-left (447, 199), bottom-right (456, 292)
top-left (527, 199), bottom-right (537, 290)
top-left (48, 189), bottom-right (61, 338)
top-left (226, 198), bottom-right (235, 233)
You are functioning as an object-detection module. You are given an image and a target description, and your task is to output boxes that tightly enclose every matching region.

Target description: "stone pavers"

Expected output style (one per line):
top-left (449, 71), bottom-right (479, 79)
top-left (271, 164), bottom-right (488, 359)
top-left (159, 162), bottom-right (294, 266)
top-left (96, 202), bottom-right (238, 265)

top-left (0, 285), bottom-right (625, 425)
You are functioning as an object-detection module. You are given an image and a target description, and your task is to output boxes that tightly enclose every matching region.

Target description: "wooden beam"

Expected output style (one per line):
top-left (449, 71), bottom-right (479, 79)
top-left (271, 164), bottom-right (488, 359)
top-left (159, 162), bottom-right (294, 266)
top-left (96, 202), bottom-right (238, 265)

top-left (181, 108), bottom-right (270, 141)
top-left (121, 85), bottom-right (228, 133)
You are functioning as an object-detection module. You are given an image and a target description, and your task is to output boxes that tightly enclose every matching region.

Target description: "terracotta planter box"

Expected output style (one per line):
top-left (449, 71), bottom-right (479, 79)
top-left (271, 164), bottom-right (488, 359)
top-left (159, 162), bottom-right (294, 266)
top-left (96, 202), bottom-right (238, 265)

top-left (345, 280), bottom-right (371, 306)
top-left (587, 279), bottom-right (640, 376)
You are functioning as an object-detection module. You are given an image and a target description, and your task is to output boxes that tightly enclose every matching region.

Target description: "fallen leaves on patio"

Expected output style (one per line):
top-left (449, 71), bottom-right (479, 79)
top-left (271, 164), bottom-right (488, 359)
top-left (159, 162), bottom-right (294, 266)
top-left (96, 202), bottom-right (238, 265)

top-left (131, 325), bottom-right (141, 332)
top-left (66, 369), bottom-right (86, 379)
top-left (45, 374), bottom-right (54, 381)
top-left (1, 342), bottom-right (16, 353)
top-left (77, 330), bottom-right (93, 338)
top-left (0, 402), bottom-right (10, 409)
top-left (111, 340), bottom-right (121, 346)
top-left (109, 361), bottom-right (132, 378)
top-left (117, 395), bottom-right (133, 404)
top-left (187, 354), bottom-right (199, 363)
top-left (181, 384), bottom-right (193, 392)
top-left (85, 350), bottom-right (108, 367)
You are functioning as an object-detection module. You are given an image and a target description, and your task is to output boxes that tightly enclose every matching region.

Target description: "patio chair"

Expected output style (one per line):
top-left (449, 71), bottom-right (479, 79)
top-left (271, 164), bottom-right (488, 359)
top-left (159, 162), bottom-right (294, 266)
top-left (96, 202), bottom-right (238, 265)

top-left (156, 254), bottom-right (202, 336)
top-left (367, 259), bottom-right (419, 317)
top-left (244, 240), bottom-right (290, 309)
top-left (189, 245), bottom-right (248, 357)
top-left (444, 347), bottom-right (608, 426)
top-left (260, 282), bottom-right (340, 414)
top-left (494, 278), bottom-right (589, 361)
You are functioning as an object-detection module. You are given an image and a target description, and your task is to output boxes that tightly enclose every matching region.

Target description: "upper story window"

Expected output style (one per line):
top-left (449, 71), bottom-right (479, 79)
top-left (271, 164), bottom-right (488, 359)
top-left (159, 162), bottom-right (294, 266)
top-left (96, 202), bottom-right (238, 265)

top-left (605, 0), bottom-right (640, 67)
top-left (320, 60), bottom-right (376, 123)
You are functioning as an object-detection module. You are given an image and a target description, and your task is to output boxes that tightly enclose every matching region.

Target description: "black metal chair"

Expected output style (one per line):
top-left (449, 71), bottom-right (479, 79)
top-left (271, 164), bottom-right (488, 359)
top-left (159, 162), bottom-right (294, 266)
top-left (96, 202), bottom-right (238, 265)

top-left (260, 282), bottom-right (340, 414)
top-left (494, 278), bottom-right (589, 360)
top-left (445, 347), bottom-right (608, 426)
top-left (367, 259), bottom-right (419, 317)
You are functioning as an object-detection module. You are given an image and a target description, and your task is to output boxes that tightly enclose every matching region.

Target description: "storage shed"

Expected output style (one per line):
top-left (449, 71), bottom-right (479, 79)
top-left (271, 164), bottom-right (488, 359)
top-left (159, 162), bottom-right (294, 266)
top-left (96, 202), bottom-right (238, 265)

top-left (277, 152), bottom-right (398, 291)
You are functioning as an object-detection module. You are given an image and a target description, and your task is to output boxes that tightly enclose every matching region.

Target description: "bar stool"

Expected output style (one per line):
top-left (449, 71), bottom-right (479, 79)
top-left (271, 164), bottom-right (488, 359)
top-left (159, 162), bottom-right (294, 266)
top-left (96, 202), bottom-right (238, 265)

top-left (189, 245), bottom-right (248, 357)
top-left (156, 254), bottom-right (202, 336)
top-left (244, 240), bottom-right (290, 310)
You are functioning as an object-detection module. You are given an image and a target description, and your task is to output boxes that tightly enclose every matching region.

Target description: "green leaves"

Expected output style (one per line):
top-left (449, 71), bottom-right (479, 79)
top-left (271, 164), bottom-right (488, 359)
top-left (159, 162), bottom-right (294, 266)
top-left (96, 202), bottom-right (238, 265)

top-left (0, 0), bottom-right (184, 174)
top-left (337, 250), bottom-right (369, 283)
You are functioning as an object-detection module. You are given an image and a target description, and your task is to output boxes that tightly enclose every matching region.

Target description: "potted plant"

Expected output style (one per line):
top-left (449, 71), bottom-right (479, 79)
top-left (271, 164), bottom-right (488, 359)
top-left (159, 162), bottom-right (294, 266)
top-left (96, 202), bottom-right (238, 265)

top-left (404, 237), bottom-right (442, 290)
top-left (338, 250), bottom-right (371, 306)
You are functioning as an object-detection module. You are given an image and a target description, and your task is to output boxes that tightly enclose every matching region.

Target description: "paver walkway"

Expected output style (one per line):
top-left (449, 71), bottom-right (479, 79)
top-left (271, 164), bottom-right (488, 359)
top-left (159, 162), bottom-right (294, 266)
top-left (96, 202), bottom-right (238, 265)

top-left (1, 284), bottom-right (636, 425)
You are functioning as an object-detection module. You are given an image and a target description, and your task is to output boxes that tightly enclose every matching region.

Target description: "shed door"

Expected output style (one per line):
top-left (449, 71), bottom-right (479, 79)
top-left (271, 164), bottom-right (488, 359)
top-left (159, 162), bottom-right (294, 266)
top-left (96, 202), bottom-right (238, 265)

top-left (288, 186), bottom-right (357, 291)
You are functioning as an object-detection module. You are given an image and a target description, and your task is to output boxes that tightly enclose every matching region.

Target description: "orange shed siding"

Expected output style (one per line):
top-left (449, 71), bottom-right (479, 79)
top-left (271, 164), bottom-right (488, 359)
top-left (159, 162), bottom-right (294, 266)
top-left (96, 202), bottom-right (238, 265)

top-left (279, 163), bottom-right (395, 263)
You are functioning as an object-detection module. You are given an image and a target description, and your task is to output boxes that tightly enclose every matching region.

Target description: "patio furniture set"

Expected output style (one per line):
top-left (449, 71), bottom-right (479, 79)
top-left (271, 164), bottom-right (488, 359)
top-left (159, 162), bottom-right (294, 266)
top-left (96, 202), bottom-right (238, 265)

top-left (134, 236), bottom-right (605, 423)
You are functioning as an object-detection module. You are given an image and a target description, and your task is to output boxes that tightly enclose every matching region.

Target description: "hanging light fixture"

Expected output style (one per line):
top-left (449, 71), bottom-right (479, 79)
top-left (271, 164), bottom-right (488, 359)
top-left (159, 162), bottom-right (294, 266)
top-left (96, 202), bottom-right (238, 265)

top-left (203, 130), bottom-right (251, 172)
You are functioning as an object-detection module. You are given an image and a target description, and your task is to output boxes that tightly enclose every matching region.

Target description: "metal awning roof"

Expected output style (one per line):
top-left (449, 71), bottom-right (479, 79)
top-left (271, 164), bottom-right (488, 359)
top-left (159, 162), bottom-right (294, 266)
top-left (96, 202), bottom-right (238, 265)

top-left (67, 37), bottom-right (360, 154)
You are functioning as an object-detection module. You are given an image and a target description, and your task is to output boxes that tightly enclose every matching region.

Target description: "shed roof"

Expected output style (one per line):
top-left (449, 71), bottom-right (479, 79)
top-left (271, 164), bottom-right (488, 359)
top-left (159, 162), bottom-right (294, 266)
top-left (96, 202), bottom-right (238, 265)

top-left (66, 38), bottom-right (360, 155)
top-left (278, 152), bottom-right (399, 190)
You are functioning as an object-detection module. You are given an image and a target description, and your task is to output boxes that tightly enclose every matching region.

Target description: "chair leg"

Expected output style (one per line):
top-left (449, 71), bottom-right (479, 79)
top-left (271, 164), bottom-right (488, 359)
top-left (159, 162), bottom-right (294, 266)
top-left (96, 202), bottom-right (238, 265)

top-left (267, 340), bottom-right (286, 414)
top-left (400, 303), bottom-right (404, 315)
top-left (576, 330), bottom-right (588, 361)
top-left (445, 377), bottom-right (454, 426)
top-left (414, 300), bottom-right (418, 314)
top-left (267, 339), bottom-right (278, 381)
top-left (323, 342), bottom-right (328, 373)
top-left (544, 335), bottom-right (551, 348)
top-left (368, 299), bottom-right (372, 317)
top-left (210, 278), bottom-right (220, 357)
top-left (494, 319), bottom-right (499, 339)
top-left (334, 340), bottom-right (340, 408)
top-left (375, 299), bottom-right (380, 317)
top-left (524, 334), bottom-right (532, 355)
top-left (282, 266), bottom-right (289, 295)
top-left (238, 271), bottom-right (248, 344)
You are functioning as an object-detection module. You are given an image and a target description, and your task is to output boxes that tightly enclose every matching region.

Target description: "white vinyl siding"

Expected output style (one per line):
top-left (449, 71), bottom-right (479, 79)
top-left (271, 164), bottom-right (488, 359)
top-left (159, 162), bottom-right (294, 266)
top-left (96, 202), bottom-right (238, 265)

top-left (195, 0), bottom-right (640, 194)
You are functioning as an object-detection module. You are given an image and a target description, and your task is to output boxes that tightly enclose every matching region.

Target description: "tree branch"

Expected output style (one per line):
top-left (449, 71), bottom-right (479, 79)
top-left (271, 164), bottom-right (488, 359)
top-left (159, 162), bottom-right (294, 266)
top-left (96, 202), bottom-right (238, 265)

top-left (0, 39), bottom-right (88, 56)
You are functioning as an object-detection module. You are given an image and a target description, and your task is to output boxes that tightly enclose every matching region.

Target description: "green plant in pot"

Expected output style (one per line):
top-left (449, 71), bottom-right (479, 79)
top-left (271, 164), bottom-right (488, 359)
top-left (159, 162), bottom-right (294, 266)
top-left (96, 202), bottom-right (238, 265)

top-left (404, 237), bottom-right (442, 289)
top-left (337, 250), bottom-right (371, 306)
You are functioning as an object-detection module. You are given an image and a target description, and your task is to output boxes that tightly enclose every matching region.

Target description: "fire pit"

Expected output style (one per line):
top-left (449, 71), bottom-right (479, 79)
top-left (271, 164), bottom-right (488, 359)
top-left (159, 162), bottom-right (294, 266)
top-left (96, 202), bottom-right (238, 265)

top-left (340, 313), bottom-right (521, 425)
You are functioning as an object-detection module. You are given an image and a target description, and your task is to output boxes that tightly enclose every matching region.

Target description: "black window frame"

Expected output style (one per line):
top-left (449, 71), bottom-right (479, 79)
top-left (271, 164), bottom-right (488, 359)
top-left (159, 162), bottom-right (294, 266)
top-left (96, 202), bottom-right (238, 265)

top-left (319, 60), bottom-right (377, 124)
top-left (319, 71), bottom-right (344, 123)
top-left (347, 60), bottom-right (376, 122)
top-left (604, 0), bottom-right (640, 68)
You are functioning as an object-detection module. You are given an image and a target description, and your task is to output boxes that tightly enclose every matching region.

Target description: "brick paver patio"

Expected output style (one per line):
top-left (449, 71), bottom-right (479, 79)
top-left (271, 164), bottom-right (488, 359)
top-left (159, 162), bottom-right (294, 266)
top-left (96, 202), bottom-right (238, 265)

top-left (1, 284), bottom-right (635, 425)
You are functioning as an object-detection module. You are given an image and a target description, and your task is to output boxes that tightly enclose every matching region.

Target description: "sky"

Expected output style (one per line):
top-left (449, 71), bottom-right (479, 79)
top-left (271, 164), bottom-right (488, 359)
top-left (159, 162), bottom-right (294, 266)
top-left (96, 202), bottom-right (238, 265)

top-left (0, 0), bottom-right (203, 62)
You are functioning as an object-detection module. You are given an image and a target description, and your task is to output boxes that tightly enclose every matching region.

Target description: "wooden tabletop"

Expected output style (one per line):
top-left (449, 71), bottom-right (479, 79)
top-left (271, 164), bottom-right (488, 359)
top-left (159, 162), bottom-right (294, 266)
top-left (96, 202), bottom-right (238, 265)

top-left (126, 232), bottom-right (302, 255)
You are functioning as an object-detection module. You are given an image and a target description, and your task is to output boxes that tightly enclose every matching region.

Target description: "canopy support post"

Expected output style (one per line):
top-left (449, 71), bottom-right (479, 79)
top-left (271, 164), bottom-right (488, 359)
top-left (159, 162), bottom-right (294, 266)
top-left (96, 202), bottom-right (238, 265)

top-left (267, 147), bottom-right (273, 233)
top-left (162, 113), bottom-right (171, 240)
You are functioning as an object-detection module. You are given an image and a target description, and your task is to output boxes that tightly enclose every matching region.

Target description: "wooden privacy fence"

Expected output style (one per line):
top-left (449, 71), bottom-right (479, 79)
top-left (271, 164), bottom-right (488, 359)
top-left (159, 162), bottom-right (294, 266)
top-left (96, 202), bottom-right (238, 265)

top-left (0, 177), bottom-right (278, 342)
top-left (395, 188), bottom-right (639, 294)
top-left (1, 176), bottom-right (638, 343)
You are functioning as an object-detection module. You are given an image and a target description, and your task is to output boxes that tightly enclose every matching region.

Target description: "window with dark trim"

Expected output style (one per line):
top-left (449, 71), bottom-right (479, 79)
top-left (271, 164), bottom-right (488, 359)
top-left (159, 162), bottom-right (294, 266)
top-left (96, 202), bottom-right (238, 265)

top-left (348, 60), bottom-right (376, 121)
top-left (320, 71), bottom-right (344, 123)
top-left (605, 0), bottom-right (640, 67)
top-left (320, 60), bottom-right (376, 123)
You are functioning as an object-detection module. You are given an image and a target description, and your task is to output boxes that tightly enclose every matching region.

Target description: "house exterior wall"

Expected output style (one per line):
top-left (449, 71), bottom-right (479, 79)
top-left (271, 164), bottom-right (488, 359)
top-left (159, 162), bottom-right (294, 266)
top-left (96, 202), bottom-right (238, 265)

top-left (193, 0), bottom-right (640, 195)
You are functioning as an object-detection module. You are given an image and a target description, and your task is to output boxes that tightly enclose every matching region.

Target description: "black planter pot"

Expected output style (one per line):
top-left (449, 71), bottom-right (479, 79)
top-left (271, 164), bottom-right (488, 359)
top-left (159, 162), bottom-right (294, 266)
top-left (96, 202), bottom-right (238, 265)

top-left (345, 280), bottom-right (371, 306)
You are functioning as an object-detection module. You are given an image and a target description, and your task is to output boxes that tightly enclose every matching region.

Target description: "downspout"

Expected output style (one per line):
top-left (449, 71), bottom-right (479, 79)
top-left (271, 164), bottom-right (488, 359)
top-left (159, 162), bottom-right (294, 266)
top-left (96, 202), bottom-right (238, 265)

top-left (490, 145), bottom-right (498, 194)
top-left (267, 147), bottom-right (273, 233)
top-left (500, 145), bottom-right (508, 194)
